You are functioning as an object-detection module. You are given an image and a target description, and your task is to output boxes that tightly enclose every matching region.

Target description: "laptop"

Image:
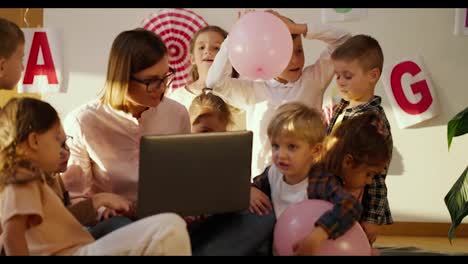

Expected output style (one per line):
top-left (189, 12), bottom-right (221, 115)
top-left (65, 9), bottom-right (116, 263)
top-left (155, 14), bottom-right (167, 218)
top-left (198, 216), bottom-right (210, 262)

top-left (137, 131), bottom-right (253, 219)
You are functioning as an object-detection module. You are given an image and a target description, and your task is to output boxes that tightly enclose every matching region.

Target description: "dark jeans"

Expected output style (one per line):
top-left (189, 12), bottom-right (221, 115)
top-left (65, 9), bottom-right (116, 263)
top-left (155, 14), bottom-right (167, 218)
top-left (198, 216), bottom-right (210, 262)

top-left (87, 216), bottom-right (133, 239)
top-left (189, 210), bottom-right (276, 256)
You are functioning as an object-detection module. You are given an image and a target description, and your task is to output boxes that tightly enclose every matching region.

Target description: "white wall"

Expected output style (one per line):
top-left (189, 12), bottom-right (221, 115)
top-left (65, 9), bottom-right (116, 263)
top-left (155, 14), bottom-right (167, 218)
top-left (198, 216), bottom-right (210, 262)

top-left (44, 8), bottom-right (468, 223)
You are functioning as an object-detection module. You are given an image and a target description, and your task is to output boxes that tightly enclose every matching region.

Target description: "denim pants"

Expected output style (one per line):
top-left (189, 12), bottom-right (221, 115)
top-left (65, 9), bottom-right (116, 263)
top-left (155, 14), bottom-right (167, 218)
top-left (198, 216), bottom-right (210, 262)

top-left (188, 209), bottom-right (276, 256)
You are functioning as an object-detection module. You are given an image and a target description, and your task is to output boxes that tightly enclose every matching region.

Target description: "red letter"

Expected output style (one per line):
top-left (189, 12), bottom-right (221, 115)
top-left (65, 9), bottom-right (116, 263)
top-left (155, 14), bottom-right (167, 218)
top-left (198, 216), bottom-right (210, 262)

top-left (390, 61), bottom-right (432, 115)
top-left (23, 32), bottom-right (58, 85)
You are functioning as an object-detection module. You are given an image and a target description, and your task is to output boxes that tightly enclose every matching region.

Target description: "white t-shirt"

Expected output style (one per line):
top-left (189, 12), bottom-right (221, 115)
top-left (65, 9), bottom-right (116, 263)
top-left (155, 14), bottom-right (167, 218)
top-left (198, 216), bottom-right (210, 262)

top-left (267, 165), bottom-right (309, 218)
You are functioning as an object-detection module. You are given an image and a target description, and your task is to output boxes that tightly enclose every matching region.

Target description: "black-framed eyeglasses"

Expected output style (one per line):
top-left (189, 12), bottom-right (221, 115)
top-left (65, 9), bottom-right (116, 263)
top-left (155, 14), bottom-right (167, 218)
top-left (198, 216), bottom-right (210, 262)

top-left (130, 68), bottom-right (176, 93)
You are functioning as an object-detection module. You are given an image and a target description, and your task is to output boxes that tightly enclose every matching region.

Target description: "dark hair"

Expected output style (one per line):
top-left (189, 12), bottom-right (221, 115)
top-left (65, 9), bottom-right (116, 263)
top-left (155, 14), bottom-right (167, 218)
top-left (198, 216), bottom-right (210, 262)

top-left (0, 97), bottom-right (60, 189)
top-left (101, 28), bottom-right (168, 111)
top-left (331, 34), bottom-right (384, 73)
top-left (0, 18), bottom-right (25, 58)
top-left (321, 112), bottom-right (391, 177)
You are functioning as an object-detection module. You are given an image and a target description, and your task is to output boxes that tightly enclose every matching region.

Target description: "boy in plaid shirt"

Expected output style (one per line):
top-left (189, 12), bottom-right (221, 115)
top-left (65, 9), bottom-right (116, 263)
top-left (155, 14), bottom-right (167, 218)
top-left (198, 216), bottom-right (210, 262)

top-left (328, 34), bottom-right (393, 243)
top-left (250, 102), bottom-right (362, 255)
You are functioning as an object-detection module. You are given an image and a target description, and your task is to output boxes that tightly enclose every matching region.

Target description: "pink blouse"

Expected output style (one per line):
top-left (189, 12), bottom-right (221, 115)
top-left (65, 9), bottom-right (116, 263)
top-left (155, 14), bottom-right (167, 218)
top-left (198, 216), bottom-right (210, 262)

top-left (62, 98), bottom-right (190, 202)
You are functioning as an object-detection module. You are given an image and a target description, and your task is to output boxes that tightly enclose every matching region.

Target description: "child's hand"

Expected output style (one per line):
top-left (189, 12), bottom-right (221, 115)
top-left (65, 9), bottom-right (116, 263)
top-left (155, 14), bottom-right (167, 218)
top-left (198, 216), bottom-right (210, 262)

top-left (292, 226), bottom-right (328, 256)
top-left (249, 187), bottom-right (272, 215)
top-left (360, 221), bottom-right (380, 244)
top-left (265, 10), bottom-right (306, 35)
top-left (92, 193), bottom-right (132, 214)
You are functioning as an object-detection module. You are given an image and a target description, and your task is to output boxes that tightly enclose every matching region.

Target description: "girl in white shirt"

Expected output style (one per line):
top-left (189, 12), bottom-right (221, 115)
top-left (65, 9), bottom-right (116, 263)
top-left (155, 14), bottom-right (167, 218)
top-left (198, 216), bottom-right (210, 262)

top-left (167, 26), bottom-right (245, 130)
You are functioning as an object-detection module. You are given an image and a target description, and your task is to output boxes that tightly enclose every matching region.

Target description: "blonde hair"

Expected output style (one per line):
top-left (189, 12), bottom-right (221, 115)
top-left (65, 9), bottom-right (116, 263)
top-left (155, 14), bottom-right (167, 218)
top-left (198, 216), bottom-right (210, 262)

top-left (100, 28), bottom-right (168, 112)
top-left (0, 97), bottom-right (60, 191)
top-left (320, 112), bottom-right (391, 177)
top-left (189, 25), bottom-right (238, 82)
top-left (189, 89), bottom-right (233, 128)
top-left (267, 102), bottom-right (326, 145)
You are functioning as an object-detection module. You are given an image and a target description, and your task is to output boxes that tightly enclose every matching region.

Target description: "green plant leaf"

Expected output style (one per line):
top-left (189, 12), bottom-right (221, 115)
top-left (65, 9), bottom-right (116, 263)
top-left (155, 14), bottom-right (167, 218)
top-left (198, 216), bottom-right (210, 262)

top-left (448, 107), bottom-right (468, 150)
top-left (444, 166), bottom-right (468, 242)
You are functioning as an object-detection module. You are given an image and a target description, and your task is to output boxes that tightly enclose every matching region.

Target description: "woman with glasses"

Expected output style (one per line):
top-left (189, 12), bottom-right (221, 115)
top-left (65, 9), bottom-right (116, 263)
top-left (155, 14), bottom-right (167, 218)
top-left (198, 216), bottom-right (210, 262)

top-left (62, 29), bottom-right (191, 222)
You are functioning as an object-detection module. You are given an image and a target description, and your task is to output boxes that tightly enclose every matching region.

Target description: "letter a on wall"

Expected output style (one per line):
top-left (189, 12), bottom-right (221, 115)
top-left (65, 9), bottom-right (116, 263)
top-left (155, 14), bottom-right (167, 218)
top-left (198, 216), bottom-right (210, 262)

top-left (18, 29), bottom-right (63, 94)
top-left (382, 56), bottom-right (439, 129)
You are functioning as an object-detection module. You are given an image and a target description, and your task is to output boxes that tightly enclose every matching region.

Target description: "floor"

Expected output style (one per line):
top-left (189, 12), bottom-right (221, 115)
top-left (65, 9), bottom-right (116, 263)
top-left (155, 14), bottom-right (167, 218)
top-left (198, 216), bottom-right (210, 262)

top-left (374, 236), bottom-right (468, 255)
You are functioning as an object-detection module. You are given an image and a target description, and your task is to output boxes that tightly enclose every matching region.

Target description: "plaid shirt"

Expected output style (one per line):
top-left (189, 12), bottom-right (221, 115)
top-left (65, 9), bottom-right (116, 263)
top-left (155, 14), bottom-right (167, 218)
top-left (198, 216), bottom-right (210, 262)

top-left (327, 95), bottom-right (393, 225)
top-left (252, 165), bottom-right (362, 239)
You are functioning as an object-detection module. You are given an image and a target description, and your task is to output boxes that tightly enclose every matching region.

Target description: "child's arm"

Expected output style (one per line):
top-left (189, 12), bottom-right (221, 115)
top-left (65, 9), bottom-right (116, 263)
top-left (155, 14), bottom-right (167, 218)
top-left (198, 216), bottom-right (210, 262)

top-left (266, 10), bottom-right (350, 50)
top-left (293, 225), bottom-right (328, 255)
top-left (2, 181), bottom-right (44, 256)
top-left (3, 215), bottom-right (29, 256)
top-left (302, 23), bottom-right (351, 111)
top-left (302, 23), bottom-right (350, 56)
top-left (250, 187), bottom-right (272, 215)
top-left (205, 36), bottom-right (260, 110)
top-left (250, 167), bottom-right (273, 215)
top-left (268, 10), bottom-right (351, 111)
top-left (294, 176), bottom-right (361, 256)
top-left (308, 174), bottom-right (363, 240)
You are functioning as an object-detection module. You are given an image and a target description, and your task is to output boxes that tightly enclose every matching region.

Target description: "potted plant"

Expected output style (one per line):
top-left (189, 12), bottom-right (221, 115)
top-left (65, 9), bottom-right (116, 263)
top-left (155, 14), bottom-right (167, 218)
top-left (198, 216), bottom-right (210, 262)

top-left (444, 106), bottom-right (468, 242)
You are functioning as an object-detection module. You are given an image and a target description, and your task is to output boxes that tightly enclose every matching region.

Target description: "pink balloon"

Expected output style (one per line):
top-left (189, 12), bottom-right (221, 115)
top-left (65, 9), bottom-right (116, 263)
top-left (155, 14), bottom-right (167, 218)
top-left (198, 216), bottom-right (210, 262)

top-left (274, 199), bottom-right (371, 256)
top-left (228, 11), bottom-right (293, 80)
